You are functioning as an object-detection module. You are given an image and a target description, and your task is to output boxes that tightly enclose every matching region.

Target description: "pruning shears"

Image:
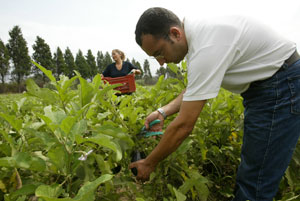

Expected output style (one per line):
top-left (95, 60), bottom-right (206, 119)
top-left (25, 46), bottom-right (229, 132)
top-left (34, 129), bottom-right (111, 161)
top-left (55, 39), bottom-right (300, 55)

top-left (131, 119), bottom-right (163, 176)
top-left (138, 119), bottom-right (163, 137)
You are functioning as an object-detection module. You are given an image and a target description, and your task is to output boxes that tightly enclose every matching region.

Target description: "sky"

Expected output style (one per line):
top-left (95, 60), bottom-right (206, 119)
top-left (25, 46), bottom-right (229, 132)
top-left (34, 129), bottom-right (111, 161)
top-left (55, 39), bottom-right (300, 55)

top-left (0, 0), bottom-right (300, 75)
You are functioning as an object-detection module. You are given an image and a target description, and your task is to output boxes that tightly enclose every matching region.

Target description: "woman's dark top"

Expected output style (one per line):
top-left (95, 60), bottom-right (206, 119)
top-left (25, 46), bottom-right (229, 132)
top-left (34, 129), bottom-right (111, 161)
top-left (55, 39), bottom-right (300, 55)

top-left (102, 61), bottom-right (137, 78)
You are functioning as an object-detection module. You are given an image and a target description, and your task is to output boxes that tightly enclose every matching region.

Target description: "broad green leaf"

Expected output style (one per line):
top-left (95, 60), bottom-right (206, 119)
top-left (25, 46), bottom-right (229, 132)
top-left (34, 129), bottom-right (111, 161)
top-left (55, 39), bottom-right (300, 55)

top-left (173, 187), bottom-right (186, 201)
top-left (16, 97), bottom-right (26, 112)
top-left (0, 130), bottom-right (16, 151)
top-left (36, 174), bottom-right (113, 201)
top-left (71, 119), bottom-right (87, 140)
top-left (96, 83), bottom-right (122, 100)
top-left (14, 152), bottom-right (31, 169)
top-left (76, 73), bottom-right (95, 107)
top-left (0, 143), bottom-right (11, 156)
top-left (73, 174), bottom-right (113, 201)
top-left (94, 154), bottom-right (110, 174)
top-left (15, 195), bottom-right (26, 201)
top-left (26, 79), bottom-right (58, 104)
top-left (167, 63), bottom-right (178, 74)
top-left (10, 184), bottom-right (39, 200)
top-left (119, 95), bottom-right (133, 108)
top-left (30, 156), bottom-right (47, 172)
top-left (175, 138), bottom-right (192, 155)
top-left (0, 153), bottom-right (46, 172)
top-left (194, 180), bottom-right (209, 201)
top-left (179, 179), bottom-right (195, 194)
top-left (55, 76), bottom-right (79, 106)
top-left (0, 157), bottom-right (14, 167)
top-left (0, 112), bottom-right (23, 132)
top-left (24, 128), bottom-right (57, 149)
top-left (35, 184), bottom-right (64, 199)
top-left (91, 74), bottom-right (102, 93)
top-left (44, 106), bottom-right (66, 125)
top-left (32, 61), bottom-right (56, 82)
top-left (47, 145), bottom-right (68, 173)
top-left (60, 116), bottom-right (76, 135)
top-left (96, 112), bottom-right (111, 121)
top-left (37, 197), bottom-right (71, 201)
top-left (76, 135), bottom-right (122, 161)
top-left (59, 75), bottom-right (78, 94)
top-left (95, 125), bottom-right (134, 147)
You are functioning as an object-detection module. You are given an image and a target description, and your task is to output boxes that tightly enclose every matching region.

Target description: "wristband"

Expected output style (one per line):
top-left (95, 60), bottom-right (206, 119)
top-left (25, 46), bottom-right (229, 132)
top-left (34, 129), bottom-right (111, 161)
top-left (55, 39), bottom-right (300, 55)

top-left (157, 108), bottom-right (167, 119)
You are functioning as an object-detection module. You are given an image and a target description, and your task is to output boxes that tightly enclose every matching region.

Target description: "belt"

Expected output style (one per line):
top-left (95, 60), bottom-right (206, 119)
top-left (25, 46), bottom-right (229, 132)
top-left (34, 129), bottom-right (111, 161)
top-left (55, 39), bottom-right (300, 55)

top-left (285, 50), bottom-right (300, 67)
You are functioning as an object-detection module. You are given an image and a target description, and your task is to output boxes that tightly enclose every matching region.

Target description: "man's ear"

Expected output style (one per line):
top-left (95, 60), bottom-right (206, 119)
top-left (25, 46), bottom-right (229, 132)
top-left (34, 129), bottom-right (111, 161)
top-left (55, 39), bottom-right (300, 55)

top-left (169, 27), bottom-right (182, 41)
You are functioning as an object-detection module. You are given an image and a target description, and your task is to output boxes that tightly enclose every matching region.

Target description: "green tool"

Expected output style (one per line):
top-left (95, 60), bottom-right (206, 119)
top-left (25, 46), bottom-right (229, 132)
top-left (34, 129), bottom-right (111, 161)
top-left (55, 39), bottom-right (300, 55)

top-left (139, 119), bottom-right (163, 137)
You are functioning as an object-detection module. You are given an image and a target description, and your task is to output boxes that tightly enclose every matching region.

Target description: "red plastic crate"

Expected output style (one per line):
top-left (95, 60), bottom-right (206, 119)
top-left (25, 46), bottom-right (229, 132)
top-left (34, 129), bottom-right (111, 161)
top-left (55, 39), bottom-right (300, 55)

top-left (102, 74), bottom-right (136, 94)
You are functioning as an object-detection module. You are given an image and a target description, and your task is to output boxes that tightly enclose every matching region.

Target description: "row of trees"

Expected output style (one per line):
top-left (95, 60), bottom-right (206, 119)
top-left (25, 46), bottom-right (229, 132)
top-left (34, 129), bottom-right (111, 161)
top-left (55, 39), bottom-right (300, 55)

top-left (0, 25), bottom-right (157, 88)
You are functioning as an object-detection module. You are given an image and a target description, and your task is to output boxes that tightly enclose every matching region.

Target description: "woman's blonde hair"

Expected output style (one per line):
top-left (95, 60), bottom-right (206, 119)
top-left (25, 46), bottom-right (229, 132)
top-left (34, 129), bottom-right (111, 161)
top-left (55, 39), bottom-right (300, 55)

top-left (112, 49), bottom-right (125, 61)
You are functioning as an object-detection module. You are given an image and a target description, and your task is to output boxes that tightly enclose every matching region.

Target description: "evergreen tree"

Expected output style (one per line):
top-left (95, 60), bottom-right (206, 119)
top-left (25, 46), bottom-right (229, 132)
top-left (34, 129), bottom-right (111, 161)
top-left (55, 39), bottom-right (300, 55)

top-left (53, 47), bottom-right (67, 79)
top-left (0, 39), bottom-right (10, 84)
top-left (143, 59), bottom-right (152, 84)
top-left (101, 51), bottom-right (112, 72)
top-left (85, 49), bottom-right (97, 80)
top-left (96, 51), bottom-right (104, 73)
top-left (131, 58), bottom-right (143, 79)
top-left (75, 49), bottom-right (89, 79)
top-left (143, 59), bottom-right (152, 78)
top-left (7, 26), bottom-right (31, 88)
top-left (32, 36), bottom-right (54, 82)
top-left (64, 47), bottom-right (76, 78)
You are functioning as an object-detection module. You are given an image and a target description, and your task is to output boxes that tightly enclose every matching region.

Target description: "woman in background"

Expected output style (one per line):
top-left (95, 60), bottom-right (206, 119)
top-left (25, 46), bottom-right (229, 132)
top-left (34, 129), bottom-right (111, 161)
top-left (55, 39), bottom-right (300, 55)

top-left (101, 49), bottom-right (141, 78)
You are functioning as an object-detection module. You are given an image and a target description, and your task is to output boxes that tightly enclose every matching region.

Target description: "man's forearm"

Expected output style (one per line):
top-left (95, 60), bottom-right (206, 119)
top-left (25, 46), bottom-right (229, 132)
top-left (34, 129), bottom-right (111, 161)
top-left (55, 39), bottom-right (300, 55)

top-left (161, 89), bottom-right (186, 117)
top-left (145, 115), bottom-right (192, 167)
top-left (146, 99), bottom-right (206, 168)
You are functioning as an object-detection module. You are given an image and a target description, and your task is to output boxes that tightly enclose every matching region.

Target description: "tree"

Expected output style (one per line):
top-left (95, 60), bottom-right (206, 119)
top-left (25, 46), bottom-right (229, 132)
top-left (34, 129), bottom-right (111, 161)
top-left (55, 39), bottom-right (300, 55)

top-left (143, 59), bottom-right (153, 85)
top-left (143, 59), bottom-right (152, 78)
top-left (64, 47), bottom-right (76, 78)
top-left (32, 36), bottom-right (54, 83)
top-left (101, 51), bottom-right (112, 72)
top-left (0, 39), bottom-right (10, 84)
top-left (131, 58), bottom-right (143, 79)
top-left (96, 51), bottom-right (104, 73)
top-left (75, 49), bottom-right (89, 79)
top-left (7, 26), bottom-right (31, 89)
top-left (53, 47), bottom-right (67, 79)
top-left (85, 49), bottom-right (97, 80)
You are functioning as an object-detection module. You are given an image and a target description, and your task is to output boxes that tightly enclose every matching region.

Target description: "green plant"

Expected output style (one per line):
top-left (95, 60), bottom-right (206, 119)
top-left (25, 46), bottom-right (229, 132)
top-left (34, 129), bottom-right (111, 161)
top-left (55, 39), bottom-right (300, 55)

top-left (0, 61), bottom-right (299, 201)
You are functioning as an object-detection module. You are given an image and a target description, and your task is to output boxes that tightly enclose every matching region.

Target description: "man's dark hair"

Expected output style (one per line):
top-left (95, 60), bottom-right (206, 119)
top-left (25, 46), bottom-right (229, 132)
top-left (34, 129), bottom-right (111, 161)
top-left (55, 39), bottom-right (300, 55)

top-left (135, 7), bottom-right (182, 46)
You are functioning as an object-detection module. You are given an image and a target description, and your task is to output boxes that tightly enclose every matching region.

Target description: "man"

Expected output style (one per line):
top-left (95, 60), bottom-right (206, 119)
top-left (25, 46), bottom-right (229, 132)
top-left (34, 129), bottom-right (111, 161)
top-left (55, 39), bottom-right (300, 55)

top-left (129, 7), bottom-right (300, 201)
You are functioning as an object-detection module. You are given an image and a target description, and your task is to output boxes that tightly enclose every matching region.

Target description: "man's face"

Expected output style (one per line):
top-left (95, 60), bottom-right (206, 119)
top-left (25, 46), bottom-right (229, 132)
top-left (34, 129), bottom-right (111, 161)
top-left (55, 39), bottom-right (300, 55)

top-left (140, 31), bottom-right (187, 66)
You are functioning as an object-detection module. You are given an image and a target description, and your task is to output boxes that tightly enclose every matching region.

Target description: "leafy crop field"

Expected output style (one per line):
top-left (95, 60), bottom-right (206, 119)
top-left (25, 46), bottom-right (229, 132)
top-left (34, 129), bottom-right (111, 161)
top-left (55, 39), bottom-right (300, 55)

top-left (0, 62), bottom-right (299, 201)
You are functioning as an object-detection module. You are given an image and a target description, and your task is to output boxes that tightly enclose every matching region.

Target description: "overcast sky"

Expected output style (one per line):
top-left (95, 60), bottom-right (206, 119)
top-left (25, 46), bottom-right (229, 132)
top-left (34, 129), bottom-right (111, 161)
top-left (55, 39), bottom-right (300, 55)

top-left (1, 0), bottom-right (300, 74)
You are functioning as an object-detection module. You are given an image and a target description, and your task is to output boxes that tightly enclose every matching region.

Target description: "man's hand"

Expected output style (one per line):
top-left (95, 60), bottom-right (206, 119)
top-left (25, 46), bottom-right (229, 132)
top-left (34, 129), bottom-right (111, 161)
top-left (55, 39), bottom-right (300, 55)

top-left (144, 111), bottom-right (164, 131)
top-left (129, 158), bottom-right (156, 181)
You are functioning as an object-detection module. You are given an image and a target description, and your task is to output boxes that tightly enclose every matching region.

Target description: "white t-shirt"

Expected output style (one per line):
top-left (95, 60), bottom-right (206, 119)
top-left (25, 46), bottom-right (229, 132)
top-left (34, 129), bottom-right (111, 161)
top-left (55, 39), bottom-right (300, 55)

top-left (183, 15), bottom-right (296, 101)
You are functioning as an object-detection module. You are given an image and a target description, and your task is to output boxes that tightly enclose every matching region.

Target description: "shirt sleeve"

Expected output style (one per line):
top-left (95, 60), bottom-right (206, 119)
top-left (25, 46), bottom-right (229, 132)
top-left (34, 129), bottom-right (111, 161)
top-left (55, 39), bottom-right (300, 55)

top-left (127, 62), bottom-right (137, 70)
top-left (183, 44), bottom-right (237, 101)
